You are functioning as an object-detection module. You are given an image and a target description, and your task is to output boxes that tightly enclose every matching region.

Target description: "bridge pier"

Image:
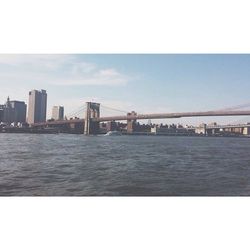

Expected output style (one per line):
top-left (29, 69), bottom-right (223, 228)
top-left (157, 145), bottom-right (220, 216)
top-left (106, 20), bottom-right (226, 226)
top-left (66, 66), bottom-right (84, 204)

top-left (84, 102), bottom-right (100, 135)
top-left (127, 111), bottom-right (137, 134)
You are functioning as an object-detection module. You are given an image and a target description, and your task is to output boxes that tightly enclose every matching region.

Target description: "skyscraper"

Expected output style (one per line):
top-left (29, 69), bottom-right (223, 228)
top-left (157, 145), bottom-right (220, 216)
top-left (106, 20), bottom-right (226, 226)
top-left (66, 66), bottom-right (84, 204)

top-left (51, 106), bottom-right (64, 120)
top-left (28, 89), bottom-right (47, 124)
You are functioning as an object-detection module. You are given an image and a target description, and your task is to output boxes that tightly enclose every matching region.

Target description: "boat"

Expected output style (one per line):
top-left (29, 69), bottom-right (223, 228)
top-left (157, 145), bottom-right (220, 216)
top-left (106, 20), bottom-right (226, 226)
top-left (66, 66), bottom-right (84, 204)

top-left (104, 131), bottom-right (122, 136)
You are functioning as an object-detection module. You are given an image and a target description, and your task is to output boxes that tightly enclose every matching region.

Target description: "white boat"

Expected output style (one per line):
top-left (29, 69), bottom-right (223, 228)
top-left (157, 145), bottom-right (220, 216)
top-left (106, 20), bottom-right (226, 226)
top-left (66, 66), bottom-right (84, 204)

top-left (104, 131), bottom-right (122, 136)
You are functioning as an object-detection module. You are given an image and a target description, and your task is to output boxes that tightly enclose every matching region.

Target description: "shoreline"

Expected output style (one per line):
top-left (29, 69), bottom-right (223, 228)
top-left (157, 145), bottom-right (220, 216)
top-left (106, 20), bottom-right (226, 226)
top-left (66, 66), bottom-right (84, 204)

top-left (0, 129), bottom-right (249, 138)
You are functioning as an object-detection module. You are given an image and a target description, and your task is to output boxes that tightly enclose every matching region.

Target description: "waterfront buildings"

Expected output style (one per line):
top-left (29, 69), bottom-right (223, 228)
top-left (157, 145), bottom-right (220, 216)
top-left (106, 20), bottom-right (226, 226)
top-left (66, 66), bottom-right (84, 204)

top-left (28, 89), bottom-right (47, 124)
top-left (0, 97), bottom-right (27, 124)
top-left (51, 106), bottom-right (64, 120)
top-left (243, 126), bottom-right (250, 135)
top-left (151, 125), bottom-right (195, 135)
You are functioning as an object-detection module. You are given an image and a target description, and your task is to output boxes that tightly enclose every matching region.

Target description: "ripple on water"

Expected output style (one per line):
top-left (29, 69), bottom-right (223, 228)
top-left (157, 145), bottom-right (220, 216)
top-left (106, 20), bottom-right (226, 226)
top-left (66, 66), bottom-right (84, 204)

top-left (0, 134), bottom-right (250, 196)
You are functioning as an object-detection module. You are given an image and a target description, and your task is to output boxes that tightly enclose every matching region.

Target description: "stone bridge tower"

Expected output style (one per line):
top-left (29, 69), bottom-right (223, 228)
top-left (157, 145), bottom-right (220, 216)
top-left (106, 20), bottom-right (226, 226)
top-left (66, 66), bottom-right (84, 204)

top-left (127, 111), bottom-right (137, 133)
top-left (84, 102), bottom-right (100, 135)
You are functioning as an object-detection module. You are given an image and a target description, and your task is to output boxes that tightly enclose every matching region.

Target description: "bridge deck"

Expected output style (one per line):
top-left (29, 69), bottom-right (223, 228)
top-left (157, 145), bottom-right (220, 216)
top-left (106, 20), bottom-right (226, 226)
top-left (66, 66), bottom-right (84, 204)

top-left (32, 110), bottom-right (250, 127)
top-left (94, 110), bottom-right (250, 122)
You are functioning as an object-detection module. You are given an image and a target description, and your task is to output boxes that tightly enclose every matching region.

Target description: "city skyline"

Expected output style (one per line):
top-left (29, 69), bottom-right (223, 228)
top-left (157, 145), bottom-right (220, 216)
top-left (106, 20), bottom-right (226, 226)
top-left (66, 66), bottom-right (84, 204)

top-left (1, 54), bottom-right (250, 125)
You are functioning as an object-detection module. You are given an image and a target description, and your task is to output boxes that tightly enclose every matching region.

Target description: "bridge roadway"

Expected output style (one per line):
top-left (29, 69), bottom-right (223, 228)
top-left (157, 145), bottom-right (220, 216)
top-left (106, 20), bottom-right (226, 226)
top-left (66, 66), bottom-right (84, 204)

top-left (94, 110), bottom-right (250, 122)
top-left (32, 110), bottom-right (250, 127)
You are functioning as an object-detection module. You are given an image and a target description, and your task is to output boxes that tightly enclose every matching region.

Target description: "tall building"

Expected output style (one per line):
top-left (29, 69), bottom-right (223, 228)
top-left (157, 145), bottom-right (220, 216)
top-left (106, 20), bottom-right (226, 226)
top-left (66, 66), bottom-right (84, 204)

top-left (0, 104), bottom-right (4, 122)
top-left (3, 97), bottom-right (13, 123)
top-left (28, 89), bottom-right (47, 124)
top-left (51, 106), bottom-right (64, 120)
top-left (0, 97), bottom-right (27, 124)
top-left (9, 100), bottom-right (27, 123)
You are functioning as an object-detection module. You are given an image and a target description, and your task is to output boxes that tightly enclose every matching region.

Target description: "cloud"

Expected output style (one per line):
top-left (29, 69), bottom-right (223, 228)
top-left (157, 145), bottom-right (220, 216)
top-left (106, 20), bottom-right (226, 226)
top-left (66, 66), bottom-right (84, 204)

top-left (0, 54), bottom-right (131, 87)
top-left (53, 67), bottom-right (128, 86)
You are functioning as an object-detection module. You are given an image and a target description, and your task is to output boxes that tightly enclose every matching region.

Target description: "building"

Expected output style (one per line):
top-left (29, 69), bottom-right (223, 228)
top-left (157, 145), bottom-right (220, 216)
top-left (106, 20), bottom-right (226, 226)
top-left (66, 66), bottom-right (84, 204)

top-left (0, 97), bottom-right (27, 124)
top-left (51, 106), bottom-right (64, 120)
top-left (2, 97), bottom-right (13, 123)
top-left (243, 125), bottom-right (250, 135)
top-left (28, 89), bottom-right (47, 124)
top-left (195, 124), bottom-right (207, 135)
top-left (151, 126), bottom-right (192, 135)
top-left (9, 100), bottom-right (27, 123)
top-left (0, 104), bottom-right (4, 122)
top-left (106, 121), bottom-right (118, 132)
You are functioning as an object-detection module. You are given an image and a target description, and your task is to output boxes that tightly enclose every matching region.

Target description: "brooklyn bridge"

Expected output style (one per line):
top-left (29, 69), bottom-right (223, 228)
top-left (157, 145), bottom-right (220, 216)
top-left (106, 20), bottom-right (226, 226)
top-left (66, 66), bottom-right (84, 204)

top-left (31, 102), bottom-right (250, 135)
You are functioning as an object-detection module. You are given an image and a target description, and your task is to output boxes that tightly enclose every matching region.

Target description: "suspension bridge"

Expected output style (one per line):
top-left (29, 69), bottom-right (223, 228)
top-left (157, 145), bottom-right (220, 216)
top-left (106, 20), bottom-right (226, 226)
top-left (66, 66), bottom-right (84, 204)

top-left (30, 102), bottom-right (250, 135)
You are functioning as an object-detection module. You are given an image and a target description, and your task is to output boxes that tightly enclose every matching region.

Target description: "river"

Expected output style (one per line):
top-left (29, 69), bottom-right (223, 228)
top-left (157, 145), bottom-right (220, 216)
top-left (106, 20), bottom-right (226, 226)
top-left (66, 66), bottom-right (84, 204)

top-left (0, 134), bottom-right (250, 196)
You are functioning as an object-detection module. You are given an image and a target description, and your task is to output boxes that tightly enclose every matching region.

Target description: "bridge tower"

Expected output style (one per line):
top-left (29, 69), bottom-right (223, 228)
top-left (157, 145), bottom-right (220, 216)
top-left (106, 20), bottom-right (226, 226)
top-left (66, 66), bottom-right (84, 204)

top-left (84, 102), bottom-right (100, 135)
top-left (127, 111), bottom-right (137, 133)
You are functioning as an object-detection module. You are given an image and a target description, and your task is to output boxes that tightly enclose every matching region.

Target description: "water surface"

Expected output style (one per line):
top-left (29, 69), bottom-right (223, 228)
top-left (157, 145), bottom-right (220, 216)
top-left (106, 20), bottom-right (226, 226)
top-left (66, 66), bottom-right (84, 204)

top-left (0, 134), bottom-right (250, 196)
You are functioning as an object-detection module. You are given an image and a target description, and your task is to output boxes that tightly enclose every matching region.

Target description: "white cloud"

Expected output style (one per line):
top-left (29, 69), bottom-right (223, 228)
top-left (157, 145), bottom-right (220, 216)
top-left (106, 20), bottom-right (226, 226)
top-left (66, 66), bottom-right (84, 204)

top-left (52, 68), bottom-right (128, 86)
top-left (71, 62), bottom-right (97, 75)
top-left (0, 54), bottom-right (131, 87)
top-left (0, 55), bottom-right (139, 119)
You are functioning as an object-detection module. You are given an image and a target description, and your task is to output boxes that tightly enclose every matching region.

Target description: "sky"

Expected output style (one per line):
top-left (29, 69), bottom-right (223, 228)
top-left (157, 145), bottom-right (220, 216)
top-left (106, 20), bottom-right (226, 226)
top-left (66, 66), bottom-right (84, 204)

top-left (0, 54), bottom-right (250, 125)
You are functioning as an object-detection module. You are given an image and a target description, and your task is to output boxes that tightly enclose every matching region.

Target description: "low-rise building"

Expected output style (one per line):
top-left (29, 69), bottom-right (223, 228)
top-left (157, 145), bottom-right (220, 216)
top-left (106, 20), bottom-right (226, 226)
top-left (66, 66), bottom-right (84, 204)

top-left (195, 124), bottom-right (207, 134)
top-left (243, 125), bottom-right (250, 135)
top-left (151, 126), bottom-right (194, 135)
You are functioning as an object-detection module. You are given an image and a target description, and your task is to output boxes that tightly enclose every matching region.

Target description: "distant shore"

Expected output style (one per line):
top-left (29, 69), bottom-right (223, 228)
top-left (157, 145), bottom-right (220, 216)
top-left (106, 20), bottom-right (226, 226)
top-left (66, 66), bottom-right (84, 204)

top-left (0, 127), bottom-right (59, 134)
top-left (0, 127), bottom-right (249, 138)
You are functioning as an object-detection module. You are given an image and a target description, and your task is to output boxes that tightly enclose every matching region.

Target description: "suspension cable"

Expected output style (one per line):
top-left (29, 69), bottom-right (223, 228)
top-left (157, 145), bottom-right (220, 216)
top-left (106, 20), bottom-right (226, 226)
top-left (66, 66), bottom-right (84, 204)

top-left (101, 105), bottom-right (129, 114)
top-left (66, 106), bottom-right (85, 118)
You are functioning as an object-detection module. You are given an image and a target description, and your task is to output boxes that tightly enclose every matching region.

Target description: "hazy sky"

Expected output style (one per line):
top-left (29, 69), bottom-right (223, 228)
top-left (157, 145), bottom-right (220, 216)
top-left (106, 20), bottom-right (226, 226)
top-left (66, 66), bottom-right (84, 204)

top-left (0, 54), bottom-right (250, 125)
